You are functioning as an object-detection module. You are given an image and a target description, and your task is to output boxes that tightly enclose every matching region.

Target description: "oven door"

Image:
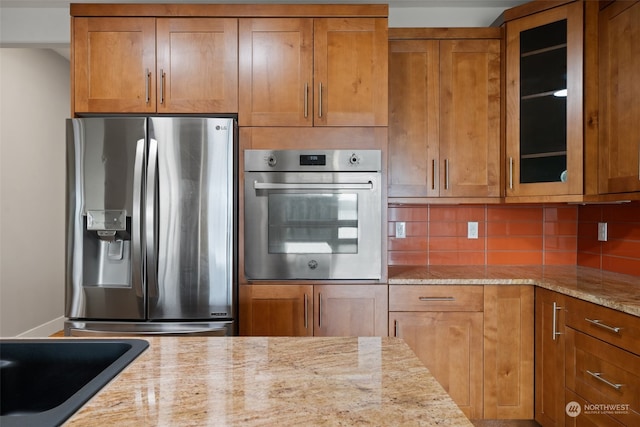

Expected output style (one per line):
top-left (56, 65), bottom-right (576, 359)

top-left (244, 171), bottom-right (381, 280)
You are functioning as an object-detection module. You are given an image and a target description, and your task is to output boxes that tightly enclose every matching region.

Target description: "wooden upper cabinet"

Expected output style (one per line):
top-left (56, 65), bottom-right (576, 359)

top-left (388, 30), bottom-right (501, 200)
top-left (73, 17), bottom-right (238, 114)
top-left (239, 18), bottom-right (313, 126)
top-left (239, 17), bottom-right (388, 127)
top-left (74, 17), bottom-right (156, 113)
top-left (156, 18), bottom-right (238, 113)
top-left (439, 39), bottom-right (501, 197)
top-left (505, 2), bottom-right (584, 199)
top-left (598, 0), bottom-right (640, 195)
top-left (314, 18), bottom-right (388, 127)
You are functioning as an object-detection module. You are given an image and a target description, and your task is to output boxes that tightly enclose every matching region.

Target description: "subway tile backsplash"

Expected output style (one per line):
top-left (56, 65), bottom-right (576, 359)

top-left (388, 201), bottom-right (640, 277)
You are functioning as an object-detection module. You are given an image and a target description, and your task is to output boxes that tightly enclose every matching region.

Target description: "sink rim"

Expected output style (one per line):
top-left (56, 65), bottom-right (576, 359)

top-left (0, 338), bottom-right (149, 427)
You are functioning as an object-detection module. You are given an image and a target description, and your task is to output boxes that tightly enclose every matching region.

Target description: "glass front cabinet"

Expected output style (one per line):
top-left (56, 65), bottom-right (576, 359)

top-left (505, 2), bottom-right (584, 199)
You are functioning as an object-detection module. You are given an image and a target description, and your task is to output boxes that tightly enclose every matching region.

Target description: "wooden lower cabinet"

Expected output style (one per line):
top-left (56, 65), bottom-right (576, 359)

top-left (389, 285), bottom-right (484, 419)
top-left (239, 284), bottom-right (313, 336)
top-left (391, 311), bottom-right (484, 419)
top-left (314, 285), bottom-right (388, 337)
top-left (484, 285), bottom-right (534, 419)
top-left (535, 288), bottom-right (566, 427)
top-left (239, 284), bottom-right (388, 337)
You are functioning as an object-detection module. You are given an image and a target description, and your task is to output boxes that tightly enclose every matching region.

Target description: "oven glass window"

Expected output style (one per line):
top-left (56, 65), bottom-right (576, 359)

top-left (268, 193), bottom-right (358, 254)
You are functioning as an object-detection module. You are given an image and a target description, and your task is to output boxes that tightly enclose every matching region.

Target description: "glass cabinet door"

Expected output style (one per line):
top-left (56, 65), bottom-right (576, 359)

top-left (506, 2), bottom-right (583, 197)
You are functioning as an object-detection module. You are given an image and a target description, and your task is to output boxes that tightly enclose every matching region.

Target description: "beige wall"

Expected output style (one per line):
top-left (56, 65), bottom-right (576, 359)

top-left (0, 48), bottom-right (69, 336)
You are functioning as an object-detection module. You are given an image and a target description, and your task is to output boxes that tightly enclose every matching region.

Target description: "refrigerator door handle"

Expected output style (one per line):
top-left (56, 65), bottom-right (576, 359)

top-left (146, 138), bottom-right (159, 298)
top-left (132, 138), bottom-right (146, 298)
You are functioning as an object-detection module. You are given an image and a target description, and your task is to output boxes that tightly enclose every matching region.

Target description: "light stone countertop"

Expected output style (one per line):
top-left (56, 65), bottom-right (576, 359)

top-left (388, 265), bottom-right (640, 317)
top-left (65, 336), bottom-right (473, 426)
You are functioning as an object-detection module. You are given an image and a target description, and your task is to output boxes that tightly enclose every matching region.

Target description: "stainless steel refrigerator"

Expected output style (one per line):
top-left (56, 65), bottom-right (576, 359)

top-left (64, 117), bottom-right (237, 336)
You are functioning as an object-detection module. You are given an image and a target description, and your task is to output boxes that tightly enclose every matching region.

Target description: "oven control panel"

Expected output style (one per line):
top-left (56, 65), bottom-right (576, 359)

top-left (245, 150), bottom-right (381, 172)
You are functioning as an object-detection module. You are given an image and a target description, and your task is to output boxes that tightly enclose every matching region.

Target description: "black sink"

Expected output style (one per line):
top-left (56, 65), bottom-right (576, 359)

top-left (0, 339), bottom-right (148, 427)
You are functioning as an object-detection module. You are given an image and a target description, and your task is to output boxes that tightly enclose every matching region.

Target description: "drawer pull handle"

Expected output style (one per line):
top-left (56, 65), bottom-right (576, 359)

top-left (585, 318), bottom-right (621, 334)
top-left (586, 370), bottom-right (623, 390)
top-left (418, 297), bottom-right (456, 302)
top-left (552, 302), bottom-right (563, 341)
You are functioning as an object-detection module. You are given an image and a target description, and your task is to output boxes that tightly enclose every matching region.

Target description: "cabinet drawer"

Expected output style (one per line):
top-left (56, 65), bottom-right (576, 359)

top-left (389, 285), bottom-right (483, 312)
top-left (566, 328), bottom-right (640, 426)
top-left (565, 296), bottom-right (640, 355)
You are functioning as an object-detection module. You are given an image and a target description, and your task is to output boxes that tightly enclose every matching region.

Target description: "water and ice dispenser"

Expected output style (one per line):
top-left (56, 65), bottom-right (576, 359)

top-left (83, 209), bottom-right (132, 287)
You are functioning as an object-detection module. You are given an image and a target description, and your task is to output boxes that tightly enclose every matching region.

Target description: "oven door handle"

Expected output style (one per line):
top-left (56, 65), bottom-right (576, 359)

top-left (253, 181), bottom-right (374, 190)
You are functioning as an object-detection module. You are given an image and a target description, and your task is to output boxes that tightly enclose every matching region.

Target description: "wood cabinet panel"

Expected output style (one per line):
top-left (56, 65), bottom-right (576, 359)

top-left (314, 285), bottom-right (388, 337)
top-left (239, 17), bottom-right (387, 127)
top-left (535, 288), bottom-right (566, 427)
top-left (74, 17), bottom-right (156, 113)
top-left (239, 284), bottom-right (313, 336)
top-left (566, 328), bottom-right (640, 426)
top-left (240, 284), bottom-right (387, 338)
top-left (389, 285), bottom-right (483, 312)
top-left (439, 39), bottom-right (501, 197)
top-left (314, 18), bottom-right (388, 126)
top-left (598, 0), bottom-right (640, 194)
top-left (239, 18), bottom-right (313, 126)
top-left (565, 295), bottom-right (640, 356)
top-left (504, 2), bottom-right (584, 198)
top-left (388, 34), bottom-right (501, 200)
top-left (156, 18), bottom-right (238, 113)
top-left (484, 285), bottom-right (534, 419)
top-left (391, 311), bottom-right (484, 419)
top-left (74, 17), bottom-right (237, 114)
top-left (388, 39), bottom-right (439, 197)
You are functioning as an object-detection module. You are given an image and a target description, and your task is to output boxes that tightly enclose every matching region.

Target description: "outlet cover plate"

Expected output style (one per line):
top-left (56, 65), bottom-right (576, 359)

top-left (468, 222), bottom-right (478, 239)
top-left (395, 222), bottom-right (406, 239)
top-left (598, 222), bottom-right (607, 242)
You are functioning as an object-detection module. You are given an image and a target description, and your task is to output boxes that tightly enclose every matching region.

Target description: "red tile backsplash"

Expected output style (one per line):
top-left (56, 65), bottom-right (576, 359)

top-left (387, 201), bottom-right (640, 277)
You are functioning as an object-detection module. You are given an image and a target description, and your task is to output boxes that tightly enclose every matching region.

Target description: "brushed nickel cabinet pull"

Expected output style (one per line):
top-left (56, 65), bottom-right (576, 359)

top-left (509, 157), bottom-right (514, 190)
top-left (304, 293), bottom-right (308, 330)
top-left (304, 82), bottom-right (308, 118)
top-left (432, 159), bottom-right (436, 190)
top-left (585, 318), bottom-right (621, 334)
top-left (586, 370), bottom-right (623, 390)
top-left (444, 159), bottom-right (450, 190)
top-left (318, 82), bottom-right (323, 118)
top-left (318, 292), bottom-right (322, 328)
top-left (160, 69), bottom-right (165, 105)
top-left (419, 296), bottom-right (456, 302)
top-left (145, 68), bottom-right (151, 104)
top-left (552, 302), bottom-right (563, 341)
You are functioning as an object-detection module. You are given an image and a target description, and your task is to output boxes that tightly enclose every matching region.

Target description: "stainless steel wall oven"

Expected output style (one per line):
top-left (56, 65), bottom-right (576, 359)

top-left (244, 150), bottom-right (382, 280)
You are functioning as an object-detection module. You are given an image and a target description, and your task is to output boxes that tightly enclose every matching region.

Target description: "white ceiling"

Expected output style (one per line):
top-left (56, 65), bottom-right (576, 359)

top-left (2, 0), bottom-right (528, 8)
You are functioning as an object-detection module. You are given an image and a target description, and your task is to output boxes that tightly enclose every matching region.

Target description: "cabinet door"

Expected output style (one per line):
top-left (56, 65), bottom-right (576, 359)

top-left (314, 285), bottom-right (388, 337)
top-left (238, 18), bottom-right (313, 126)
top-left (505, 2), bottom-right (584, 197)
top-left (598, 1), bottom-right (640, 194)
top-left (440, 39), bottom-right (501, 198)
top-left (388, 40), bottom-right (440, 198)
top-left (156, 18), bottom-right (238, 113)
top-left (74, 17), bottom-right (156, 113)
top-left (314, 18), bottom-right (388, 126)
top-left (391, 311), bottom-right (484, 419)
top-left (239, 284), bottom-right (313, 336)
top-left (484, 285), bottom-right (534, 419)
top-left (535, 288), bottom-right (566, 427)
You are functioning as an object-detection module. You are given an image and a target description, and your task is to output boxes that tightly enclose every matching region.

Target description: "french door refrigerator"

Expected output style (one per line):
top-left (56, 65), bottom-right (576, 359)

top-left (64, 117), bottom-right (237, 336)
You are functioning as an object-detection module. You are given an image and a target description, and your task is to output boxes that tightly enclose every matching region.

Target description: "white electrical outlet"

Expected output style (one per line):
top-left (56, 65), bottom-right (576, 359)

top-left (467, 222), bottom-right (479, 239)
top-left (396, 222), bottom-right (406, 239)
top-left (598, 222), bottom-right (608, 242)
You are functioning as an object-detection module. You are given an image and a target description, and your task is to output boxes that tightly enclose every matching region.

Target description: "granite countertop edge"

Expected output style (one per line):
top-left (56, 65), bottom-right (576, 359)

top-left (388, 265), bottom-right (640, 317)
